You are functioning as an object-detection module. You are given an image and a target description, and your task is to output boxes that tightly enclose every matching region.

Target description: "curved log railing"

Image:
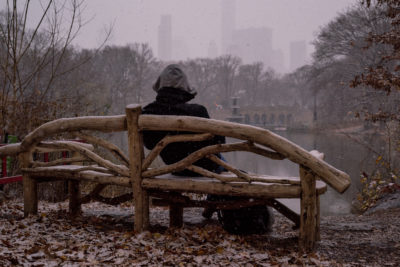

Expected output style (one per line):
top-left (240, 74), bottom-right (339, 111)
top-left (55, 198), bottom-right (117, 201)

top-left (0, 113), bottom-right (350, 193)
top-left (20, 115), bottom-right (126, 152)
top-left (0, 104), bottom-right (351, 252)
top-left (138, 115), bottom-right (350, 193)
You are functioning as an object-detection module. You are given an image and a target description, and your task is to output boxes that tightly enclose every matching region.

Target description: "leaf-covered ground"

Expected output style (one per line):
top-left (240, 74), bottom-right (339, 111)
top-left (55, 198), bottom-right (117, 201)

top-left (0, 199), bottom-right (399, 266)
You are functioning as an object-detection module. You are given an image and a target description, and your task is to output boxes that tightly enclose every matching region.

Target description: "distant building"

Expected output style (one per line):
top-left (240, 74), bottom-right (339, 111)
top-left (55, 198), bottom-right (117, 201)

top-left (230, 27), bottom-right (273, 68)
top-left (289, 40), bottom-right (306, 71)
top-left (158, 15), bottom-right (172, 61)
top-left (221, 0), bottom-right (236, 55)
top-left (207, 41), bottom-right (218, 58)
top-left (219, 0), bottom-right (284, 72)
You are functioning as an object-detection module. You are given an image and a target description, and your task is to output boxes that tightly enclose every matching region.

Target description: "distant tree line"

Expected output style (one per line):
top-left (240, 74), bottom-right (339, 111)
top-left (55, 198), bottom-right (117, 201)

top-left (296, 1), bottom-right (399, 127)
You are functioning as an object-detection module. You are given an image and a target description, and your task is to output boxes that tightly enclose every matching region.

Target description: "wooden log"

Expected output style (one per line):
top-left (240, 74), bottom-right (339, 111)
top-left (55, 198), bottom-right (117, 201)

top-left (20, 151), bottom-right (37, 217)
top-left (31, 156), bottom-right (88, 167)
top-left (126, 104), bottom-right (149, 232)
top-left (0, 143), bottom-right (21, 157)
top-left (169, 192), bottom-right (184, 228)
top-left (69, 180), bottom-right (81, 215)
top-left (142, 177), bottom-right (304, 198)
top-left (37, 141), bottom-right (129, 176)
top-left (24, 165), bottom-right (113, 175)
top-left (69, 151), bottom-right (82, 215)
top-left (299, 166), bottom-right (318, 251)
top-left (169, 204), bottom-right (183, 228)
top-left (186, 165), bottom-right (249, 183)
top-left (73, 131), bottom-right (129, 166)
top-left (206, 154), bottom-right (252, 182)
top-left (146, 163), bottom-right (325, 189)
top-left (185, 165), bottom-right (322, 188)
top-left (316, 195), bottom-right (321, 241)
top-left (142, 142), bottom-right (284, 178)
top-left (246, 142), bottom-right (286, 160)
top-left (24, 167), bottom-right (131, 187)
top-left (20, 115), bottom-right (126, 153)
top-left (142, 133), bottom-right (213, 170)
top-left (36, 141), bottom-right (94, 152)
top-left (139, 115), bottom-right (350, 193)
top-left (265, 199), bottom-right (300, 228)
top-left (144, 173), bottom-right (326, 192)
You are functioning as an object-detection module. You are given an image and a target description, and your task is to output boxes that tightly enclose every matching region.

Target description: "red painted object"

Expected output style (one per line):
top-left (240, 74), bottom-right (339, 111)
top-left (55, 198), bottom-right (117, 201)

top-left (0, 139), bottom-right (85, 185)
top-left (0, 175), bottom-right (22, 184)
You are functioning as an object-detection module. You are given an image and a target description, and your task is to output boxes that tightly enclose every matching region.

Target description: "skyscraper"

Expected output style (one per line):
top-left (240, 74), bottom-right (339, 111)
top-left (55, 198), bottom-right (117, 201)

top-left (221, 0), bottom-right (236, 55)
top-left (230, 27), bottom-right (273, 67)
top-left (158, 15), bottom-right (172, 61)
top-left (289, 40), bottom-right (307, 71)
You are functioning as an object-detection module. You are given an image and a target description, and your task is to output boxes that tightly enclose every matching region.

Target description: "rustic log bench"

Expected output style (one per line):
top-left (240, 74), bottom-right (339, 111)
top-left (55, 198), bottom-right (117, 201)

top-left (0, 104), bottom-right (350, 251)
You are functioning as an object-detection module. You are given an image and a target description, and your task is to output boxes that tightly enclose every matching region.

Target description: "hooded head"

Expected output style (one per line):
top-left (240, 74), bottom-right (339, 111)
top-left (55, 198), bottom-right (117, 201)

top-left (153, 64), bottom-right (197, 96)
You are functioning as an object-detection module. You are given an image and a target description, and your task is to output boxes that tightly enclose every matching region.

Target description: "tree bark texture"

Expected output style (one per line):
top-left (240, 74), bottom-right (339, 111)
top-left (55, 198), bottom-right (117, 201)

top-left (299, 166), bottom-right (318, 252)
top-left (20, 151), bottom-right (37, 217)
top-left (126, 104), bottom-right (149, 232)
top-left (68, 151), bottom-right (81, 215)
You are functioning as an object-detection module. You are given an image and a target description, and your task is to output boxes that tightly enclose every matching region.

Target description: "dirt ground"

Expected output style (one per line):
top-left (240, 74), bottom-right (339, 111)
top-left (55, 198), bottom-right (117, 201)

top-left (0, 199), bottom-right (399, 266)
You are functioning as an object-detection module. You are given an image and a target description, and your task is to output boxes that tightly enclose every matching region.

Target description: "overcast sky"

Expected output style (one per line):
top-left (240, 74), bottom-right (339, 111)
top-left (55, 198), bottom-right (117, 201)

top-left (24, 0), bottom-right (358, 68)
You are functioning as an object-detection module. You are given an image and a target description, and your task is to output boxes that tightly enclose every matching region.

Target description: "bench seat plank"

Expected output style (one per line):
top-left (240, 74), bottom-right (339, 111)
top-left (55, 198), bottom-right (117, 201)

top-left (22, 165), bottom-right (130, 187)
top-left (142, 173), bottom-right (327, 198)
top-left (23, 166), bottom-right (327, 197)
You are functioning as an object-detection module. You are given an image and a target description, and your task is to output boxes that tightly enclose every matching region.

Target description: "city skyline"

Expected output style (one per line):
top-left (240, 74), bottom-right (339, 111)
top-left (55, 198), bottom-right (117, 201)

top-left (23, 0), bottom-right (358, 73)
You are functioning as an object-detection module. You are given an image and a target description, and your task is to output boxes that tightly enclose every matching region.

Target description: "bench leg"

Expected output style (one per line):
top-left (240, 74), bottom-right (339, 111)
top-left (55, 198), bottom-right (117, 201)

top-left (126, 104), bottom-right (149, 232)
top-left (316, 195), bottom-right (321, 241)
top-left (142, 192), bottom-right (150, 230)
top-left (21, 151), bottom-right (37, 217)
top-left (69, 180), bottom-right (81, 215)
top-left (299, 166), bottom-right (318, 251)
top-left (169, 204), bottom-right (183, 228)
top-left (23, 174), bottom-right (38, 217)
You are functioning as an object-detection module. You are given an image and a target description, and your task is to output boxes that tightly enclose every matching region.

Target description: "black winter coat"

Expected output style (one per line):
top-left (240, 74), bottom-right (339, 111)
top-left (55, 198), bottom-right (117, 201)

top-left (142, 87), bottom-right (225, 176)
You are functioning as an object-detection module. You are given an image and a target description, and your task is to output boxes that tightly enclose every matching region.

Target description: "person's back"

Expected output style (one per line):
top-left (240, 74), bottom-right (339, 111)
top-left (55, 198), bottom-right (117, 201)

top-left (142, 64), bottom-right (225, 176)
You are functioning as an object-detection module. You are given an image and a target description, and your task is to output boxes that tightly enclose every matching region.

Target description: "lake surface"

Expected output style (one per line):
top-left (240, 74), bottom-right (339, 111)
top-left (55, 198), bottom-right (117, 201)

top-left (224, 131), bottom-right (383, 215)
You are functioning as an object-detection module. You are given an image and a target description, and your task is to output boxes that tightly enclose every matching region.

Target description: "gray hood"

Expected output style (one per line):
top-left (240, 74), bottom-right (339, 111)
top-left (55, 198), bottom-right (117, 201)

top-left (153, 64), bottom-right (197, 96)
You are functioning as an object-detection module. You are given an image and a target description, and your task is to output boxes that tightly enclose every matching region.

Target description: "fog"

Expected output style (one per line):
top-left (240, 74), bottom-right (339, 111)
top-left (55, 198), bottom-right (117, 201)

top-left (25, 0), bottom-right (357, 73)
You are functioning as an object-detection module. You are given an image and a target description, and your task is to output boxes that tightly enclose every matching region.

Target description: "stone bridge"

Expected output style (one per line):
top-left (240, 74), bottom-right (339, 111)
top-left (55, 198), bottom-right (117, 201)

top-left (227, 105), bottom-right (313, 130)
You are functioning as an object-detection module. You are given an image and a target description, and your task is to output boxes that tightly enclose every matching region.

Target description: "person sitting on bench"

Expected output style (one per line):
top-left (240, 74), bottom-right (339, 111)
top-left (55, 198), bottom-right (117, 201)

top-left (142, 64), bottom-right (273, 234)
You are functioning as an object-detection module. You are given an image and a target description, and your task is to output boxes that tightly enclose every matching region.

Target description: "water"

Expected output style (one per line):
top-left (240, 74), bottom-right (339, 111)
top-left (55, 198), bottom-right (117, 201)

top-left (223, 131), bottom-right (383, 215)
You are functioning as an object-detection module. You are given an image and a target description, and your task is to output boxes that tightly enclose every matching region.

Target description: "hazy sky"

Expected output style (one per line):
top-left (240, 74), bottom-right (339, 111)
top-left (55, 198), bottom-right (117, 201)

top-left (25, 0), bottom-right (358, 68)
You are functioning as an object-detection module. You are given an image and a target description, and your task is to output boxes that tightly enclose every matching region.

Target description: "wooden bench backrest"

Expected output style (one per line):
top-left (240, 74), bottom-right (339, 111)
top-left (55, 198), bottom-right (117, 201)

top-left (0, 104), bottom-right (350, 194)
top-left (134, 107), bottom-right (350, 193)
